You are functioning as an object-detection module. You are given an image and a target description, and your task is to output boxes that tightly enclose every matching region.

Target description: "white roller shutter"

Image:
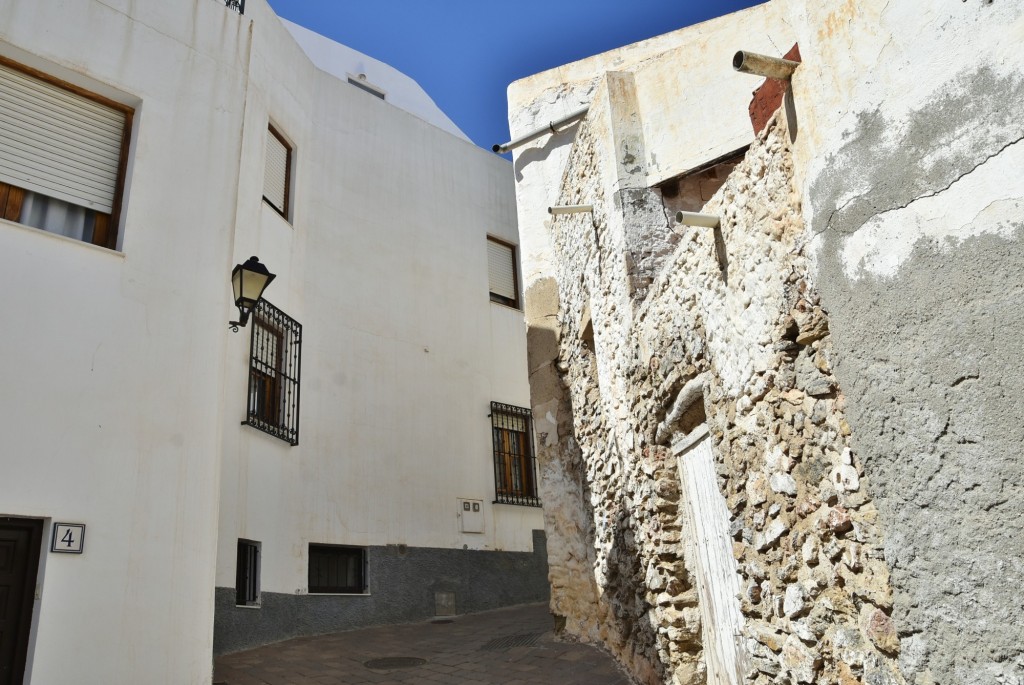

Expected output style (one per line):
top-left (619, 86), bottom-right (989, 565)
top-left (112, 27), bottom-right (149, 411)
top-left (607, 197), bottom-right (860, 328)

top-left (0, 62), bottom-right (125, 213)
top-left (263, 126), bottom-right (289, 214)
top-left (487, 239), bottom-right (517, 303)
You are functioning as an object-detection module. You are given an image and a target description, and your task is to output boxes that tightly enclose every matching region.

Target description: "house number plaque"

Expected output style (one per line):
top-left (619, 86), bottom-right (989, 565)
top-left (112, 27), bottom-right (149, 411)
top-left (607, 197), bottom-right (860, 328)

top-left (51, 523), bottom-right (86, 554)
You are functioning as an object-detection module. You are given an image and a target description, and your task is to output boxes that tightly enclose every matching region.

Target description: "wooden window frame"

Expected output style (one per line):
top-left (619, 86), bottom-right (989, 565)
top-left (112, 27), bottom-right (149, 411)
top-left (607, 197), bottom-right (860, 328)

top-left (251, 318), bottom-right (283, 427)
top-left (487, 236), bottom-right (520, 309)
top-left (308, 544), bottom-right (367, 594)
top-left (0, 55), bottom-right (133, 250)
top-left (263, 123), bottom-right (292, 220)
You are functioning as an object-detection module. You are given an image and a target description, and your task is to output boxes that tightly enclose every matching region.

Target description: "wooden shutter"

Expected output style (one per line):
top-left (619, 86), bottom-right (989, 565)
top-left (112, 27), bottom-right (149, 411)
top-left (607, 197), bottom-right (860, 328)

top-left (0, 62), bottom-right (125, 213)
top-left (263, 125), bottom-right (290, 215)
top-left (487, 239), bottom-right (517, 303)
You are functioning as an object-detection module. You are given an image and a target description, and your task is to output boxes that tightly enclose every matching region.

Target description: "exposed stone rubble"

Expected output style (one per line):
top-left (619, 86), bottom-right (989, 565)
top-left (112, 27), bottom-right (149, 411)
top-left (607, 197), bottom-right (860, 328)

top-left (537, 106), bottom-right (906, 684)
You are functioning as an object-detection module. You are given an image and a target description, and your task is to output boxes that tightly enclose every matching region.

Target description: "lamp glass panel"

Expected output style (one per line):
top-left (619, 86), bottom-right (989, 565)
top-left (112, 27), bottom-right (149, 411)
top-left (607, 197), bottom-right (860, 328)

top-left (240, 271), bottom-right (271, 306)
top-left (232, 267), bottom-right (243, 305)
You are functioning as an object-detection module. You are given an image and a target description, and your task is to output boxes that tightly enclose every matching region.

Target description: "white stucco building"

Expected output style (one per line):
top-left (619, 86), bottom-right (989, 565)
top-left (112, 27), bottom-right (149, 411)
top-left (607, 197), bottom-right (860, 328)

top-left (0, 1), bottom-right (545, 682)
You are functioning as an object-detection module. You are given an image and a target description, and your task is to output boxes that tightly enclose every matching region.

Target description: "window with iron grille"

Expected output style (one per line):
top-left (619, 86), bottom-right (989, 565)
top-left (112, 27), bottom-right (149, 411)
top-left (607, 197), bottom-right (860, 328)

top-left (244, 299), bottom-right (301, 445)
top-left (490, 402), bottom-right (540, 506)
top-left (235, 539), bottom-right (260, 606)
top-left (308, 544), bottom-right (367, 594)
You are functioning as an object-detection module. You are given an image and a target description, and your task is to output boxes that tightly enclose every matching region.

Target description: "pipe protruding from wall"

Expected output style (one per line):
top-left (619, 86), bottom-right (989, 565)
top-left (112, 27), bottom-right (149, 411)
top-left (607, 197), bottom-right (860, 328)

top-left (549, 204), bottom-right (594, 216)
top-left (732, 51), bottom-right (800, 80)
top-left (676, 211), bottom-right (721, 228)
top-left (493, 107), bottom-right (589, 154)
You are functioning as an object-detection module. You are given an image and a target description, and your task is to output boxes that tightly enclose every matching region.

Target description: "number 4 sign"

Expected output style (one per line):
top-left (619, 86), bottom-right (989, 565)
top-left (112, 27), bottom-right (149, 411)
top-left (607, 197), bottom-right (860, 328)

top-left (51, 523), bottom-right (86, 554)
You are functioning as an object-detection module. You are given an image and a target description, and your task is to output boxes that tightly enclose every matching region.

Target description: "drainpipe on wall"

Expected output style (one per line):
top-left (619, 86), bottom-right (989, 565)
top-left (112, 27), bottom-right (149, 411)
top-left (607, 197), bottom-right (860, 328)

top-left (732, 51), bottom-right (800, 79)
top-left (676, 211), bottom-right (721, 228)
top-left (492, 106), bottom-right (589, 154)
top-left (549, 204), bottom-right (594, 215)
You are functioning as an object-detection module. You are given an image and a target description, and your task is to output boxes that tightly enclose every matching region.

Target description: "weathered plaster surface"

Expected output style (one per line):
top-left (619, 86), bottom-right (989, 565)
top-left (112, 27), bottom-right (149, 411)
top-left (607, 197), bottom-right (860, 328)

top-left (814, 231), bottom-right (1024, 685)
top-left (799, 4), bottom-right (1024, 683)
top-left (508, 1), bottom-right (1024, 684)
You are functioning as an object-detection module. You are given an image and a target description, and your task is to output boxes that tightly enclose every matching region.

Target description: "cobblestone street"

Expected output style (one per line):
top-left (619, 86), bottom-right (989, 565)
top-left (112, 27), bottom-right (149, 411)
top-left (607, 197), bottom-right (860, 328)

top-left (214, 603), bottom-right (630, 685)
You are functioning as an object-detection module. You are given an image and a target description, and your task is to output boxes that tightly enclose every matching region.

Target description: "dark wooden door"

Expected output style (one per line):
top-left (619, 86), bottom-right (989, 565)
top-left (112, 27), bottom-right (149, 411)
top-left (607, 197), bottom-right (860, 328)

top-left (0, 518), bottom-right (42, 685)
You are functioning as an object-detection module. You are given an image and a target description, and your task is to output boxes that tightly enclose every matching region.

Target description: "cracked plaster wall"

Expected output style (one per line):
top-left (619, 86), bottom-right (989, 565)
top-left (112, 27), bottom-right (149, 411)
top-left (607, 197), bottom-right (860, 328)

top-left (796, 3), bottom-right (1024, 683)
top-left (508, 1), bottom-right (1024, 684)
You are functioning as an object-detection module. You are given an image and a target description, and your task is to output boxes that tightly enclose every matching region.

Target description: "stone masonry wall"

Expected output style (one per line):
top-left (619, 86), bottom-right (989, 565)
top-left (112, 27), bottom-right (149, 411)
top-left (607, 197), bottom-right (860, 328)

top-left (541, 105), bottom-right (906, 684)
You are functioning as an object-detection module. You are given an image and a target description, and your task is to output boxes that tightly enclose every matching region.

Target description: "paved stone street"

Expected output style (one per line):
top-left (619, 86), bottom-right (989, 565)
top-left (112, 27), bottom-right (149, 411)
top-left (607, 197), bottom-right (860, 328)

top-left (213, 603), bottom-right (630, 685)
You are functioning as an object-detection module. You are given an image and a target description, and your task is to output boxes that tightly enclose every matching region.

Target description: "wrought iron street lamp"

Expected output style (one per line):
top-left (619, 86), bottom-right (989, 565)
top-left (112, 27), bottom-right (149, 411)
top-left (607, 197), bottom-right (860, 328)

top-left (230, 256), bottom-right (276, 331)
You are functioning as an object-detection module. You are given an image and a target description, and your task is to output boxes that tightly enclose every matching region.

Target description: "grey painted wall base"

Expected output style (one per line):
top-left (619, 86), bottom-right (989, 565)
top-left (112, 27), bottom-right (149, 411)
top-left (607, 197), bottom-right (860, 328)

top-left (213, 530), bottom-right (550, 655)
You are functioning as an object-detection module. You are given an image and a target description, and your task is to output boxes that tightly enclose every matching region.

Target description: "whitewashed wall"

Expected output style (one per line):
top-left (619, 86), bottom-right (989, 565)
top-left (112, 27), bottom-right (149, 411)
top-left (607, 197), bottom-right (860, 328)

top-left (214, 1), bottom-right (539, 604)
top-left (0, 1), bottom-right (249, 682)
top-left (0, 0), bottom-right (538, 682)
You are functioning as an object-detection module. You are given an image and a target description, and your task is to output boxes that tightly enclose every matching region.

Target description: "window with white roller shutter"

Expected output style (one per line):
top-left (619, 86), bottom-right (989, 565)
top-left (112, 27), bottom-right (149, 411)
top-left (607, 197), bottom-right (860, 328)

top-left (263, 124), bottom-right (291, 219)
top-left (0, 57), bottom-right (132, 248)
top-left (487, 237), bottom-right (520, 309)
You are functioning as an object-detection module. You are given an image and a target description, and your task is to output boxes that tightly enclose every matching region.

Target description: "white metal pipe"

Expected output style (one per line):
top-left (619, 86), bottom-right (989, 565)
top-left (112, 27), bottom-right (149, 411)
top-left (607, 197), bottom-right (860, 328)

top-left (493, 107), bottom-right (589, 154)
top-left (732, 51), bottom-right (800, 80)
top-left (549, 204), bottom-right (593, 215)
top-left (676, 211), bottom-right (720, 228)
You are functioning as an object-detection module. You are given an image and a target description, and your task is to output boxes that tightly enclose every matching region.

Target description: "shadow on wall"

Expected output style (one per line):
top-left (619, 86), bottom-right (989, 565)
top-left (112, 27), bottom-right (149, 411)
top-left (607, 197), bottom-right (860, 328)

top-left (514, 130), bottom-right (581, 182)
top-left (532, 300), bottom-right (671, 683)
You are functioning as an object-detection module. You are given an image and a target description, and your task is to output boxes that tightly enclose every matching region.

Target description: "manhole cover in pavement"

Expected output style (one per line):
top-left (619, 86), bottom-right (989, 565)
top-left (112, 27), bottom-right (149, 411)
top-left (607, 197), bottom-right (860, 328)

top-left (480, 633), bottom-right (543, 650)
top-left (364, 657), bottom-right (427, 670)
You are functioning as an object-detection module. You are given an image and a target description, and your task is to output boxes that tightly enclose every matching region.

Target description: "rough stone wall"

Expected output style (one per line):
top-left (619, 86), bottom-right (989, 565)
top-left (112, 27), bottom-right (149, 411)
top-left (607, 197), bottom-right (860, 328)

top-left (543, 104), bottom-right (908, 684)
top-left (512, 5), bottom-right (1024, 684)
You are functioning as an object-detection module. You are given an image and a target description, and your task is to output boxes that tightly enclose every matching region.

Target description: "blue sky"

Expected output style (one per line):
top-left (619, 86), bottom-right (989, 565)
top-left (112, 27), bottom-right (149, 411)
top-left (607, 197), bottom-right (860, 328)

top-left (266, 1), bottom-right (764, 151)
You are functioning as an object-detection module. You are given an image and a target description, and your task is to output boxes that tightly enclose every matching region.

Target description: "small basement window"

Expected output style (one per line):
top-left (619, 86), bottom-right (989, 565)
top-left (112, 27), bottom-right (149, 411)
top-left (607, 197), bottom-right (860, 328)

top-left (308, 544), bottom-right (367, 594)
top-left (235, 539), bottom-right (260, 606)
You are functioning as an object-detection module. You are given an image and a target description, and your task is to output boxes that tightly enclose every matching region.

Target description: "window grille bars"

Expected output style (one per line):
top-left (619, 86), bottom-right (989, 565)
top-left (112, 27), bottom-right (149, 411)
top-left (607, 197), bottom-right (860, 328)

top-left (222, 0), bottom-right (245, 14)
top-left (235, 540), bottom-right (260, 606)
top-left (490, 402), bottom-right (541, 507)
top-left (308, 545), bottom-right (367, 594)
top-left (244, 299), bottom-right (301, 445)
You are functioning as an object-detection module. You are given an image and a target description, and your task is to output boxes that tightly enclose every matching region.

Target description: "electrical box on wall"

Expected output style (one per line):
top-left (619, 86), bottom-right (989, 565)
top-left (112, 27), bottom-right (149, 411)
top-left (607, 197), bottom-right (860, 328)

top-left (458, 498), bottom-right (484, 533)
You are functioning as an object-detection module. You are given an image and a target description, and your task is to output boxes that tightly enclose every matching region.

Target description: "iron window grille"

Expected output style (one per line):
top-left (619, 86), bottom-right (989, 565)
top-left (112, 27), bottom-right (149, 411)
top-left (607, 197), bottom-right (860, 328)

top-left (244, 299), bottom-right (301, 445)
top-left (222, 0), bottom-right (245, 14)
top-left (235, 539), bottom-right (260, 606)
top-left (490, 402), bottom-right (541, 507)
top-left (308, 545), bottom-right (367, 594)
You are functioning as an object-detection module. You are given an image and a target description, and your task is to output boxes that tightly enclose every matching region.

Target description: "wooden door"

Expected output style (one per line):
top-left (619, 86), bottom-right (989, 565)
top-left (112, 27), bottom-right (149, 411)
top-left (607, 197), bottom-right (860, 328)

top-left (675, 427), bottom-right (747, 685)
top-left (0, 518), bottom-right (42, 685)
